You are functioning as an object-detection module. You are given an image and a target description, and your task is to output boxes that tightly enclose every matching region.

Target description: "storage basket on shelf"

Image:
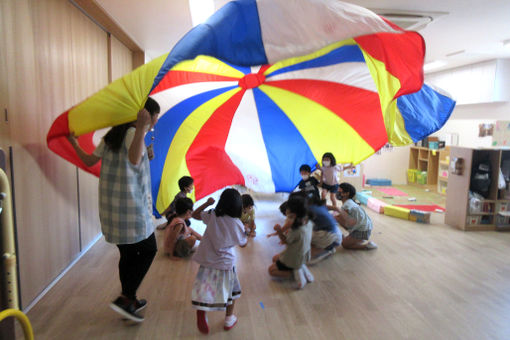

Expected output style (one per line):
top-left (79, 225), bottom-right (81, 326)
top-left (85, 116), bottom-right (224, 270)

top-left (416, 171), bottom-right (428, 184)
top-left (407, 169), bottom-right (418, 183)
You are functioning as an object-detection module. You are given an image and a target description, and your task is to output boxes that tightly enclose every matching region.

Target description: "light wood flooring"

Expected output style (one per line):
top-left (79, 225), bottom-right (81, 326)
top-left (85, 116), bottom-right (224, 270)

top-left (366, 184), bottom-right (446, 207)
top-left (17, 193), bottom-right (510, 340)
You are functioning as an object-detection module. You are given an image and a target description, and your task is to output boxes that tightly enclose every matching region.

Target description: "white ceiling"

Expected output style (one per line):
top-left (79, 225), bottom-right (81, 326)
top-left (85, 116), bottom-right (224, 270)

top-left (96, 0), bottom-right (510, 73)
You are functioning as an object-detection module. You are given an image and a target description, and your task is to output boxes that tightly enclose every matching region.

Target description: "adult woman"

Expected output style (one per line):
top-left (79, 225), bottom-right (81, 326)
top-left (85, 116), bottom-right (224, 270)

top-left (68, 97), bottom-right (160, 322)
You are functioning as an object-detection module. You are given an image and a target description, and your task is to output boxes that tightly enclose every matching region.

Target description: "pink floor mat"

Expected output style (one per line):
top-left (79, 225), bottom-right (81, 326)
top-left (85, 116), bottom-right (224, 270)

top-left (394, 204), bottom-right (445, 212)
top-left (376, 187), bottom-right (408, 196)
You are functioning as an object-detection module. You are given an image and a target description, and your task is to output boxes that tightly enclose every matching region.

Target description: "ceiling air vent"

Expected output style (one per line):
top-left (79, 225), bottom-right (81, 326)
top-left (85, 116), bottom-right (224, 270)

top-left (370, 9), bottom-right (448, 31)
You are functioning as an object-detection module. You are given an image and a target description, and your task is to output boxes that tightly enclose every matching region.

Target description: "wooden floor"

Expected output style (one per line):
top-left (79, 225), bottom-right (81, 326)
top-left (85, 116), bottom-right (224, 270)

top-left (18, 193), bottom-right (510, 340)
top-left (366, 184), bottom-right (446, 208)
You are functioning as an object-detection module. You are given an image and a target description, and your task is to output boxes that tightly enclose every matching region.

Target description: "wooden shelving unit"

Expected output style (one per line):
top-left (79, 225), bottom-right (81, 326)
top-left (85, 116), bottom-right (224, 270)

top-left (445, 147), bottom-right (510, 231)
top-left (437, 147), bottom-right (450, 194)
top-left (408, 146), bottom-right (439, 185)
top-left (496, 211), bottom-right (510, 231)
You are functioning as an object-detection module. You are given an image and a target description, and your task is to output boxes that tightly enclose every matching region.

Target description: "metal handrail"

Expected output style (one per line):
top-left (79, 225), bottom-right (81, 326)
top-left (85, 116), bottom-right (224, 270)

top-left (0, 308), bottom-right (34, 340)
top-left (0, 169), bottom-right (18, 310)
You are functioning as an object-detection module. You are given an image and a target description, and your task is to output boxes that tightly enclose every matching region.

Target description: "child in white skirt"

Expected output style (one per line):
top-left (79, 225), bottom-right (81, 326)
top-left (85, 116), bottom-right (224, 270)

top-left (190, 188), bottom-right (247, 334)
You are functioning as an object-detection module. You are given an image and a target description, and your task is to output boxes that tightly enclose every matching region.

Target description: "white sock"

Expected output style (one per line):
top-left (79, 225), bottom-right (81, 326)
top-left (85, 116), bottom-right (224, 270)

top-left (225, 314), bottom-right (237, 326)
top-left (293, 268), bottom-right (306, 289)
top-left (302, 265), bottom-right (314, 283)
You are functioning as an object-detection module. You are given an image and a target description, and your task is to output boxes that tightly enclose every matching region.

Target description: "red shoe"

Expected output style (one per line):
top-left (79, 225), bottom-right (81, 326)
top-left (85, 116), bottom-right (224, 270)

top-left (224, 315), bottom-right (238, 331)
top-left (196, 310), bottom-right (209, 334)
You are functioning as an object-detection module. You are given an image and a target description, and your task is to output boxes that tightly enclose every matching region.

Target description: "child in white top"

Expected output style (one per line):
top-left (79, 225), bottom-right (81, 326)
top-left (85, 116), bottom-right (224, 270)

top-left (317, 152), bottom-right (352, 207)
top-left (190, 188), bottom-right (247, 334)
top-left (334, 182), bottom-right (377, 250)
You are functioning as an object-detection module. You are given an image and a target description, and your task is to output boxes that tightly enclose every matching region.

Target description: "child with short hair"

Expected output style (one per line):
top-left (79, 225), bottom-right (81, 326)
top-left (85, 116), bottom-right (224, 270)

top-left (157, 176), bottom-right (194, 230)
top-left (190, 188), bottom-right (247, 334)
top-left (241, 194), bottom-right (256, 237)
top-left (317, 153), bottom-right (352, 207)
top-left (268, 194), bottom-right (314, 289)
top-left (163, 197), bottom-right (202, 259)
top-left (334, 182), bottom-right (377, 250)
top-left (267, 192), bottom-right (304, 241)
top-left (298, 164), bottom-right (320, 199)
top-left (307, 193), bottom-right (342, 264)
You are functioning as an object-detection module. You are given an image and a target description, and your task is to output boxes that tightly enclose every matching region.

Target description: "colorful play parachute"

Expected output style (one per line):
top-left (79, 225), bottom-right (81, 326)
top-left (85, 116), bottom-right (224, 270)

top-left (47, 0), bottom-right (455, 215)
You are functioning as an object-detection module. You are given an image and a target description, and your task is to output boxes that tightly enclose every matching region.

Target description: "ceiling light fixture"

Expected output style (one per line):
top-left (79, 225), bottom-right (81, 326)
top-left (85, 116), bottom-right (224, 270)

top-left (370, 9), bottom-right (447, 31)
top-left (189, 0), bottom-right (215, 27)
top-left (424, 60), bottom-right (447, 72)
top-left (446, 50), bottom-right (465, 57)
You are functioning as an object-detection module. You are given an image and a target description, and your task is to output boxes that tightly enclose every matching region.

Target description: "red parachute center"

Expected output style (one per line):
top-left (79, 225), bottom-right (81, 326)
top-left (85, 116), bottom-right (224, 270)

top-left (238, 73), bottom-right (266, 89)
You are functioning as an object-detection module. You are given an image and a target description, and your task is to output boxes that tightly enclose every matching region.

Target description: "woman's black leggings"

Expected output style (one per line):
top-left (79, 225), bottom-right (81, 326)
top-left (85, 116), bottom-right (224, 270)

top-left (117, 233), bottom-right (157, 300)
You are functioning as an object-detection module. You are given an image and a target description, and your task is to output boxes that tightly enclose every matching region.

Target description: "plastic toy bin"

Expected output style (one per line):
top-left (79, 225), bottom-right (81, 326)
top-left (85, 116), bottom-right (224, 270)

top-left (407, 169), bottom-right (418, 183)
top-left (416, 171), bottom-right (427, 184)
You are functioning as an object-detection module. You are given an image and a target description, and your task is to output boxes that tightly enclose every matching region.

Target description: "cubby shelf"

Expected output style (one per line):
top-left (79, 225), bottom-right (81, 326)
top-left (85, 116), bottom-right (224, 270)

top-left (437, 147), bottom-right (450, 195)
top-left (408, 147), bottom-right (439, 186)
top-left (445, 147), bottom-right (510, 231)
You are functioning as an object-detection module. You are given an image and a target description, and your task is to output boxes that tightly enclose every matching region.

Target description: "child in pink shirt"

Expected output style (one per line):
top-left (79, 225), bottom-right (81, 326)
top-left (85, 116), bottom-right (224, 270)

top-left (163, 197), bottom-right (201, 259)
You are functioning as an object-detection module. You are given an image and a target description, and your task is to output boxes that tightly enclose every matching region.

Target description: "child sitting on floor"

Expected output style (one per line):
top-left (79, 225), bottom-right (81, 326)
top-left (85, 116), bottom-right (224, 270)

top-left (333, 182), bottom-right (377, 250)
top-left (241, 194), bottom-right (256, 237)
top-left (267, 192), bottom-right (302, 241)
top-left (163, 197), bottom-right (202, 259)
top-left (157, 176), bottom-right (194, 230)
top-left (268, 194), bottom-right (314, 289)
top-left (307, 193), bottom-right (342, 264)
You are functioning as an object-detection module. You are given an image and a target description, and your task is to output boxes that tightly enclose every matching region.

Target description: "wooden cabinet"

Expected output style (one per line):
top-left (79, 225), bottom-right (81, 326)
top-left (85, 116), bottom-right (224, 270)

top-left (437, 147), bottom-right (450, 194)
top-left (496, 211), bottom-right (510, 231)
top-left (0, 0), bottom-right (138, 308)
top-left (445, 147), bottom-right (510, 231)
top-left (408, 147), bottom-right (439, 185)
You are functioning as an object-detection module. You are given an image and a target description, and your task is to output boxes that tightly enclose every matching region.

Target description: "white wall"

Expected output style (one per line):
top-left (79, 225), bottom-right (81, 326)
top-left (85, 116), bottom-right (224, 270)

top-left (432, 101), bottom-right (510, 147)
top-left (360, 101), bottom-right (510, 185)
top-left (362, 146), bottom-right (409, 185)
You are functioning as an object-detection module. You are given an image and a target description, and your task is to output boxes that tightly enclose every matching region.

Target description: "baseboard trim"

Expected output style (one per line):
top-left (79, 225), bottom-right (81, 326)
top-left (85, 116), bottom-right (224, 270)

top-left (23, 233), bottom-right (102, 313)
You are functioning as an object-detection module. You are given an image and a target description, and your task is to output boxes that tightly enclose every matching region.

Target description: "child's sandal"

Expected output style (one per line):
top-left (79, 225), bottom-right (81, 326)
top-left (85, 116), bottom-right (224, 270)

top-left (224, 315), bottom-right (238, 331)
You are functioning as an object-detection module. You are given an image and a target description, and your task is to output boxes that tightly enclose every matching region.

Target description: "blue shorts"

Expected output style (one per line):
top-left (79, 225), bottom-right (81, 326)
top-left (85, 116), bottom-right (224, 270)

top-left (322, 183), bottom-right (338, 193)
